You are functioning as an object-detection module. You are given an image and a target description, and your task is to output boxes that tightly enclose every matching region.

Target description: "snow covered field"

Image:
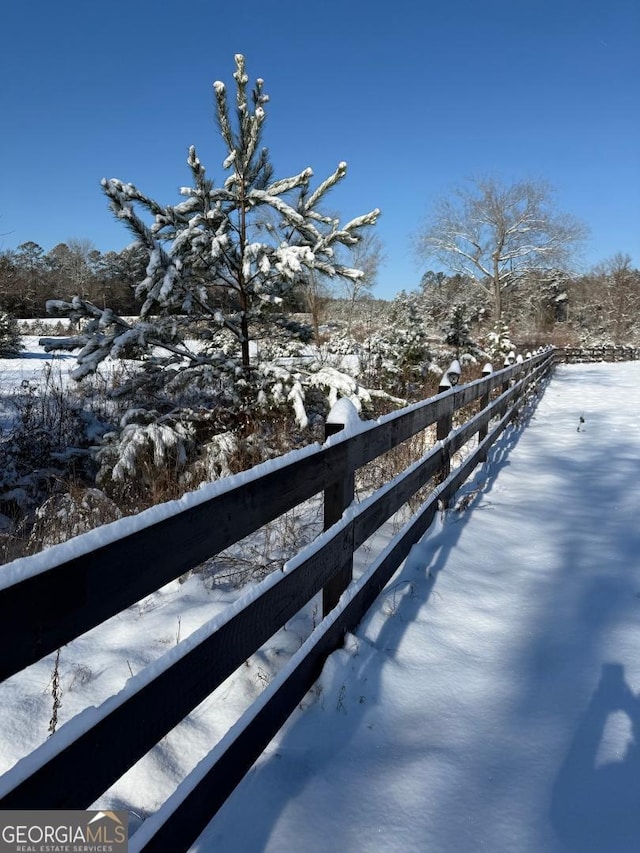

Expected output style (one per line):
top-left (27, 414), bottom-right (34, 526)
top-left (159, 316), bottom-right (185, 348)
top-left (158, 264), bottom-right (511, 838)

top-left (194, 361), bottom-right (640, 852)
top-left (1, 358), bottom-right (639, 852)
top-left (0, 338), bottom-right (75, 432)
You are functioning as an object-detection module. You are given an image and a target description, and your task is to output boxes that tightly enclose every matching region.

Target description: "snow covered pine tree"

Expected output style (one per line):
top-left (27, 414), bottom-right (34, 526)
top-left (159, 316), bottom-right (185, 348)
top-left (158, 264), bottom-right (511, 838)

top-left (0, 310), bottom-right (22, 357)
top-left (41, 55), bottom-right (381, 494)
top-left (44, 54), bottom-right (379, 388)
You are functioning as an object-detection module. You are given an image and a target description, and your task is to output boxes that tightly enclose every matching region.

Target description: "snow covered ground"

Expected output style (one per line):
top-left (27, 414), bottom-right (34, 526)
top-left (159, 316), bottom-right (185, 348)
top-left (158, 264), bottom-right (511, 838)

top-left (0, 338), bottom-right (75, 432)
top-left (193, 361), bottom-right (640, 853)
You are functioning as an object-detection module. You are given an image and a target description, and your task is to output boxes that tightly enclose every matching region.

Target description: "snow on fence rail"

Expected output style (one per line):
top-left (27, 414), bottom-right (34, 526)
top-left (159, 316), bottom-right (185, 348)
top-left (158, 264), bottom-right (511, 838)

top-left (0, 349), bottom-right (556, 851)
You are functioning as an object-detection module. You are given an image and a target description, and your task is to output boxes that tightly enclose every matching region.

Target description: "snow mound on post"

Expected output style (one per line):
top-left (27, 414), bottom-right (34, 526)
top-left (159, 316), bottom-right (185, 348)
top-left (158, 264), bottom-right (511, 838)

top-left (326, 398), bottom-right (362, 437)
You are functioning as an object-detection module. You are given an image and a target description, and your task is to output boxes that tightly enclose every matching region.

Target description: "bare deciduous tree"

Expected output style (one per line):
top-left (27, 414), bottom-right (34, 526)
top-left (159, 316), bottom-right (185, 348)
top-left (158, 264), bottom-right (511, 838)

top-left (414, 176), bottom-right (587, 320)
top-left (301, 271), bottom-right (332, 346)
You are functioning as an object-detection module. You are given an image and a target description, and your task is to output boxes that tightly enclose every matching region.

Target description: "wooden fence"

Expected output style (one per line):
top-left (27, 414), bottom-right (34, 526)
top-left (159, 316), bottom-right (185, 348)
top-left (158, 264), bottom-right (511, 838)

top-left (561, 345), bottom-right (640, 363)
top-left (0, 348), bottom-right (556, 851)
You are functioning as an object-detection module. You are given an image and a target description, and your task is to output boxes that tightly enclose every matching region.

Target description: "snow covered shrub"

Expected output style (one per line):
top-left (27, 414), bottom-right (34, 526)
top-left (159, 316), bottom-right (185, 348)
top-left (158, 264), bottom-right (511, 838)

top-left (319, 330), bottom-right (363, 362)
top-left (0, 366), bottom-right (102, 524)
top-left (186, 432), bottom-right (238, 483)
top-left (484, 321), bottom-right (516, 363)
top-left (95, 410), bottom-right (195, 506)
top-left (27, 488), bottom-right (122, 554)
top-left (442, 303), bottom-right (480, 358)
top-left (0, 310), bottom-right (22, 357)
top-left (306, 364), bottom-right (370, 412)
top-left (363, 290), bottom-right (435, 399)
top-left (0, 364), bottom-right (115, 559)
top-left (88, 329), bottom-right (404, 509)
top-left (418, 271), bottom-right (488, 328)
top-left (255, 358), bottom-right (374, 427)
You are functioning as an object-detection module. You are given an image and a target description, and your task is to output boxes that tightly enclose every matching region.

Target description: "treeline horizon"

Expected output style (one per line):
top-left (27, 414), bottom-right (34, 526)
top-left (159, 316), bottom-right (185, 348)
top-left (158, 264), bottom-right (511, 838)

top-left (1, 239), bottom-right (640, 348)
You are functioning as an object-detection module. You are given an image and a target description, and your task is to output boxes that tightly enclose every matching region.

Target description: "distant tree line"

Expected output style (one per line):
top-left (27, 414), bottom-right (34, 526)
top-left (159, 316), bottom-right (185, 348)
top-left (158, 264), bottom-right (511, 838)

top-left (0, 236), bottom-right (381, 326)
top-left (0, 239), bottom-right (146, 317)
top-left (417, 252), bottom-right (640, 347)
top-left (2, 238), bottom-right (639, 348)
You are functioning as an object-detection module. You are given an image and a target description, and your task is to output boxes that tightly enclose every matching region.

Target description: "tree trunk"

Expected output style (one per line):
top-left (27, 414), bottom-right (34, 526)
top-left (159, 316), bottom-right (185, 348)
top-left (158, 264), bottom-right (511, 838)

top-left (493, 258), bottom-right (502, 321)
top-left (238, 184), bottom-right (251, 369)
top-left (240, 302), bottom-right (250, 368)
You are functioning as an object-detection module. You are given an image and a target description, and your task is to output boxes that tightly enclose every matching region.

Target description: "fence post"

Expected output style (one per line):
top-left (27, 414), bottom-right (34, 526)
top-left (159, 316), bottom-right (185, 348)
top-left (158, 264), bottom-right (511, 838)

top-left (434, 374), bottom-right (453, 501)
top-left (478, 362), bottom-right (493, 459)
top-left (322, 399), bottom-right (358, 617)
top-left (499, 356), bottom-right (512, 413)
top-left (436, 361), bottom-right (462, 483)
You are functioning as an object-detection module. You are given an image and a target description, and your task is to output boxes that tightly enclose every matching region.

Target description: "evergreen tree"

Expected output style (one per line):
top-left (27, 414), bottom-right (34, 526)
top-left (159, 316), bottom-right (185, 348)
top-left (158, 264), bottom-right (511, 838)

top-left (388, 290), bottom-right (432, 367)
top-left (484, 320), bottom-right (515, 362)
top-left (40, 56), bottom-right (385, 492)
top-left (0, 310), bottom-right (22, 357)
top-left (359, 290), bottom-right (434, 397)
top-left (48, 54), bottom-right (379, 379)
top-left (442, 303), bottom-right (477, 355)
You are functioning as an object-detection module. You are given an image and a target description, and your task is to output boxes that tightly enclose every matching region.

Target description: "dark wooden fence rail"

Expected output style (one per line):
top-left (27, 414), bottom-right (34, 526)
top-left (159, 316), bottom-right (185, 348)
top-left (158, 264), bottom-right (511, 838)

top-left (561, 345), bottom-right (640, 363)
top-left (0, 348), bottom-right (556, 851)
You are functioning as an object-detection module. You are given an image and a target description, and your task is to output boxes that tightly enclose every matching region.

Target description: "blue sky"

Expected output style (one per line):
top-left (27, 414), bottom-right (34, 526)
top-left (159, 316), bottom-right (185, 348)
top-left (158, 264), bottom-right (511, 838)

top-left (1, 0), bottom-right (638, 300)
